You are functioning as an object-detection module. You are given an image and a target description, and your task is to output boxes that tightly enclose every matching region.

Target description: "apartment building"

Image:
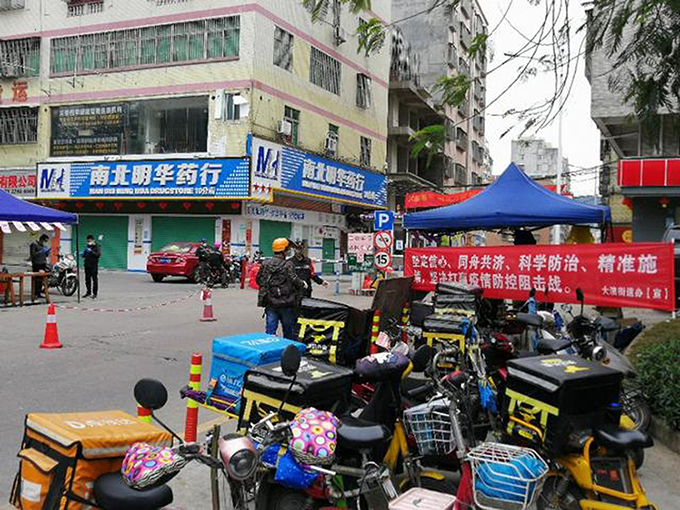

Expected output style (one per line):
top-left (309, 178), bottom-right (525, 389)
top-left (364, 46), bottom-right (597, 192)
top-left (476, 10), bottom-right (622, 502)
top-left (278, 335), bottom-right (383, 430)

top-left (392, 0), bottom-right (489, 187)
top-left (0, 0), bottom-right (390, 271)
top-left (585, 6), bottom-right (675, 243)
top-left (511, 138), bottom-right (570, 188)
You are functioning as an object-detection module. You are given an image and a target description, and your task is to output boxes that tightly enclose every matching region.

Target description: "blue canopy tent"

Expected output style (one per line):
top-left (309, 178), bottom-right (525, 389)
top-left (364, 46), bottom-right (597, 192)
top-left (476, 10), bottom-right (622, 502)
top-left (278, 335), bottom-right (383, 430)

top-left (0, 189), bottom-right (77, 227)
top-left (404, 163), bottom-right (611, 232)
top-left (0, 189), bottom-right (80, 301)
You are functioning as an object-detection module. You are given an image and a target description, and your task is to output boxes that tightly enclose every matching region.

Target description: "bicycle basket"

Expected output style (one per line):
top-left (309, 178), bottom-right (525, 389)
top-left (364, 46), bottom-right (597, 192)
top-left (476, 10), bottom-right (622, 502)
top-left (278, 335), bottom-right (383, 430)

top-left (403, 398), bottom-right (455, 456)
top-left (467, 442), bottom-right (548, 510)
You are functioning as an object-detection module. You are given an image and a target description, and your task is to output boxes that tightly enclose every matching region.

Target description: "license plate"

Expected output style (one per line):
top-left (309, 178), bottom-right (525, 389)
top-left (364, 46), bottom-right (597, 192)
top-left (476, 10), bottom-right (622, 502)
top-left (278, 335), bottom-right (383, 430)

top-left (159, 257), bottom-right (171, 264)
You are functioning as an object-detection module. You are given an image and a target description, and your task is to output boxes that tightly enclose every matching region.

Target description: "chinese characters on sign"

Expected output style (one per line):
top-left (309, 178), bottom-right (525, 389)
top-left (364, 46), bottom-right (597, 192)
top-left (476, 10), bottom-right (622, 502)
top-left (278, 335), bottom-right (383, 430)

top-left (249, 136), bottom-right (387, 207)
top-left (50, 104), bottom-right (128, 157)
top-left (36, 158), bottom-right (250, 199)
top-left (0, 170), bottom-right (36, 198)
top-left (0, 81), bottom-right (29, 105)
top-left (404, 243), bottom-right (675, 311)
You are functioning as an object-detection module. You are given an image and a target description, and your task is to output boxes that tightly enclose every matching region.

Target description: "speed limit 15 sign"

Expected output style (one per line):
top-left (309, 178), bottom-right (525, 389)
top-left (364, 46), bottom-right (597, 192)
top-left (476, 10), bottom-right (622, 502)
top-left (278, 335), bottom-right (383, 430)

top-left (374, 251), bottom-right (392, 270)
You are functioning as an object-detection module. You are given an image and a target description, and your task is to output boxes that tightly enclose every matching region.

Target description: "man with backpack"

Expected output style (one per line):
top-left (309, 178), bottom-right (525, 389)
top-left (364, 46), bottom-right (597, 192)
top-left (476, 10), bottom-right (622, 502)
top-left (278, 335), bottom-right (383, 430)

top-left (256, 238), bottom-right (306, 339)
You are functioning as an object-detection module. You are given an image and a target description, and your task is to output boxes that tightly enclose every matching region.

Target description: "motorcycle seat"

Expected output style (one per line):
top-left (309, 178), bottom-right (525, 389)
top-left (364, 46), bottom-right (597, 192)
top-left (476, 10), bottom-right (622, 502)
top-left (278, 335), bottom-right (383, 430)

top-left (516, 313), bottom-right (543, 328)
top-left (94, 472), bottom-right (173, 510)
top-left (594, 423), bottom-right (654, 451)
top-left (536, 337), bottom-right (572, 355)
top-left (337, 415), bottom-right (391, 452)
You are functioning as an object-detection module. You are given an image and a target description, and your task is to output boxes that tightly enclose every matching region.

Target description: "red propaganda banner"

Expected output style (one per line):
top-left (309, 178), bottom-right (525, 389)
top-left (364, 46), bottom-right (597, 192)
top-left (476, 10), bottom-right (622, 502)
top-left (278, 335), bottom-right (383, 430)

top-left (405, 243), bottom-right (675, 311)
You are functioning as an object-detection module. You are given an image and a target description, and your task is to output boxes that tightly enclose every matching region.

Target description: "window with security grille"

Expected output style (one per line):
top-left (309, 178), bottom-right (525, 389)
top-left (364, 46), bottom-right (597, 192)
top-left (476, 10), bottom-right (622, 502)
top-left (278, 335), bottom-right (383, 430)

top-left (0, 37), bottom-right (40, 77)
top-left (0, 107), bottom-right (38, 145)
top-left (67, 0), bottom-right (104, 17)
top-left (284, 106), bottom-right (300, 145)
top-left (356, 73), bottom-right (372, 109)
top-left (360, 137), bottom-right (371, 167)
top-left (274, 27), bottom-right (293, 71)
top-left (326, 124), bottom-right (339, 157)
top-left (50, 16), bottom-right (240, 74)
top-left (310, 47), bottom-right (341, 95)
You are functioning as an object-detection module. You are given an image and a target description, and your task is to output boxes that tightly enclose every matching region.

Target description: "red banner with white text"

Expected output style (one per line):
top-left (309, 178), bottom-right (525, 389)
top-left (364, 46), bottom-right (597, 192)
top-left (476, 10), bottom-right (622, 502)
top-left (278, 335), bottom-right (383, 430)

top-left (405, 243), bottom-right (675, 311)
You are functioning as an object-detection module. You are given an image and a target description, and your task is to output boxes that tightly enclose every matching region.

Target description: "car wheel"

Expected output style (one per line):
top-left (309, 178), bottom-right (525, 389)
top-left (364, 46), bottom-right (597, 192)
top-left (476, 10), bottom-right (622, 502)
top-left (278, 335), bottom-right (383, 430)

top-left (190, 267), bottom-right (201, 284)
top-left (151, 274), bottom-right (165, 283)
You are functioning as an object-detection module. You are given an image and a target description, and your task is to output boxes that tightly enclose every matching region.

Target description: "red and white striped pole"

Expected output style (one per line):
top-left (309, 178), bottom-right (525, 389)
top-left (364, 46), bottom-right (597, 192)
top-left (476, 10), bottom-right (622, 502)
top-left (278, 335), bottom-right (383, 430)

top-left (184, 352), bottom-right (202, 442)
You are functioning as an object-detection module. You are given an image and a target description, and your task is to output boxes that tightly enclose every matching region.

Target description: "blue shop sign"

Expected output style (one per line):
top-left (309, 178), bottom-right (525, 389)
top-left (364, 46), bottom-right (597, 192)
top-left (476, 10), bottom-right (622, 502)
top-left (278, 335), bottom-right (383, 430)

top-left (250, 136), bottom-right (387, 208)
top-left (37, 158), bottom-right (250, 199)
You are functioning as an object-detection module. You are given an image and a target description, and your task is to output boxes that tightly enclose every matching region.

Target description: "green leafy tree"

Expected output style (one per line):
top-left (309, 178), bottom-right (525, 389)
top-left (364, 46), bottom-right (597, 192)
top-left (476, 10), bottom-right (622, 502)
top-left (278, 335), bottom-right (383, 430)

top-left (409, 124), bottom-right (446, 166)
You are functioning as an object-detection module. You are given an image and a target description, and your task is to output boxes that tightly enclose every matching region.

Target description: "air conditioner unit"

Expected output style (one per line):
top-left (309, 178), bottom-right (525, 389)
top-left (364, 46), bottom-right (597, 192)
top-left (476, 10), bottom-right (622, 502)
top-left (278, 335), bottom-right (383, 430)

top-left (334, 26), bottom-right (347, 46)
top-left (277, 119), bottom-right (292, 137)
top-left (324, 134), bottom-right (338, 154)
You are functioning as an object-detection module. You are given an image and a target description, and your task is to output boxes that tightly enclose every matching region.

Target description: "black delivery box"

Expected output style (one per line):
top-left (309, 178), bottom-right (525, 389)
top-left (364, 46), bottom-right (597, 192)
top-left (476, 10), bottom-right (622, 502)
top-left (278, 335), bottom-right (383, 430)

top-left (295, 298), bottom-right (371, 366)
top-left (238, 357), bottom-right (354, 431)
top-left (503, 355), bottom-right (623, 455)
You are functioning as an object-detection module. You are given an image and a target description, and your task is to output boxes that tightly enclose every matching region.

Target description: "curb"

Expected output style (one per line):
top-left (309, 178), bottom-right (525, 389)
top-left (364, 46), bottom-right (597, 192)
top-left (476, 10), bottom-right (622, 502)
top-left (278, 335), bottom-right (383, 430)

top-left (650, 416), bottom-right (680, 455)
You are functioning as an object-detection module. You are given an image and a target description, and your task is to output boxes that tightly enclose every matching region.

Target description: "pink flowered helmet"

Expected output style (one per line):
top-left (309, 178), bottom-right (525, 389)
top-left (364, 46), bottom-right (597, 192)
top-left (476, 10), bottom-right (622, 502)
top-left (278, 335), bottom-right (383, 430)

top-left (288, 408), bottom-right (339, 466)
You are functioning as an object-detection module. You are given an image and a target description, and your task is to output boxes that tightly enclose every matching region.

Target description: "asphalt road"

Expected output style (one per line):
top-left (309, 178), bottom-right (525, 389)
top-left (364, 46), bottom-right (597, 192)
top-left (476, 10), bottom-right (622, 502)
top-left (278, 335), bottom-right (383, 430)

top-left (0, 272), bottom-right (678, 509)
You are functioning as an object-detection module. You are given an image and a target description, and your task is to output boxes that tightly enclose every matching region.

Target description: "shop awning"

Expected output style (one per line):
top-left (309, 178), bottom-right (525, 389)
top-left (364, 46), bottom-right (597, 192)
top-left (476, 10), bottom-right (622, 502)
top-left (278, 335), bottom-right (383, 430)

top-left (404, 163), bottom-right (611, 230)
top-left (0, 189), bottom-right (77, 233)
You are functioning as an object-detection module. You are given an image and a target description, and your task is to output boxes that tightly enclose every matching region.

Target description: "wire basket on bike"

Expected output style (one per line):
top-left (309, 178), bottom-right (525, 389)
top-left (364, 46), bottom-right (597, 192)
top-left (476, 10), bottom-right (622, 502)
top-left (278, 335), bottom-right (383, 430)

top-left (403, 398), bottom-right (456, 456)
top-left (467, 442), bottom-right (548, 510)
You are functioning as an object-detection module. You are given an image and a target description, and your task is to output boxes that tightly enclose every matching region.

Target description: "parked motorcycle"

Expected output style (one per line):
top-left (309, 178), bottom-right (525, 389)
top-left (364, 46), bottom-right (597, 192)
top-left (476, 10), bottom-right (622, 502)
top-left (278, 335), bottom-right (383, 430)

top-left (47, 254), bottom-right (79, 296)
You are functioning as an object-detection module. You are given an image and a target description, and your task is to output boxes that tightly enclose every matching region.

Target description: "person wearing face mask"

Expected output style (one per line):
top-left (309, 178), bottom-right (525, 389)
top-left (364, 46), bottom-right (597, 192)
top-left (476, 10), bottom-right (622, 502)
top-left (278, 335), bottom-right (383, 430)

top-left (82, 234), bottom-right (101, 299)
top-left (29, 234), bottom-right (51, 298)
top-left (291, 241), bottom-right (328, 298)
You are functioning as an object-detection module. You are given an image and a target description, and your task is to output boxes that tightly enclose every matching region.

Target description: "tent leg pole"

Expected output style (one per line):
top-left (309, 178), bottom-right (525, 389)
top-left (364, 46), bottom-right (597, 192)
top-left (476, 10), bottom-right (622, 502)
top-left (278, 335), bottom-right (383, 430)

top-left (75, 225), bottom-right (81, 304)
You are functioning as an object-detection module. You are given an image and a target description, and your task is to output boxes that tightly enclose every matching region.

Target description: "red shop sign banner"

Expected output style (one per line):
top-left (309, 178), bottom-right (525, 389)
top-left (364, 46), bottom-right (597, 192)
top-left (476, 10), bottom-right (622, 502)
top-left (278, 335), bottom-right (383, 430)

top-left (405, 243), bottom-right (675, 311)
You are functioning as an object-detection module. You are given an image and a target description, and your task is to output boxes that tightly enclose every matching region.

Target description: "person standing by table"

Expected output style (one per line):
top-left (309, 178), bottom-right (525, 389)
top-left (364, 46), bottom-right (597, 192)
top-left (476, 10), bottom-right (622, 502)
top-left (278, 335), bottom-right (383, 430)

top-left (29, 234), bottom-right (50, 298)
top-left (82, 234), bottom-right (101, 299)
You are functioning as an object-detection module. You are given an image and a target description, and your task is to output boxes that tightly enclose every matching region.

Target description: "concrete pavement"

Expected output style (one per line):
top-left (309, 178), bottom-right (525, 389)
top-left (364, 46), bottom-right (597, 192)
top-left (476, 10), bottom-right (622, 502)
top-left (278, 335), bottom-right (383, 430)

top-left (0, 272), bottom-right (677, 509)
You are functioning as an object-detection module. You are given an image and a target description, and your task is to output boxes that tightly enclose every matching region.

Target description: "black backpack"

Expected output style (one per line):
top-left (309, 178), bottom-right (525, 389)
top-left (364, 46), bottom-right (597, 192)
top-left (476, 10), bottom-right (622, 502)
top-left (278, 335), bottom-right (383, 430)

top-left (267, 262), bottom-right (296, 308)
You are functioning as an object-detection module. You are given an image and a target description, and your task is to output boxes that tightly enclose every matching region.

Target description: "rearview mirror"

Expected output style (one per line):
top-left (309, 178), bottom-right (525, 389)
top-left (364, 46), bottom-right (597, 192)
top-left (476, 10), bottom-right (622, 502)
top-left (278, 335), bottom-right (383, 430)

top-left (281, 345), bottom-right (301, 378)
top-left (134, 379), bottom-right (168, 411)
top-left (575, 288), bottom-right (584, 303)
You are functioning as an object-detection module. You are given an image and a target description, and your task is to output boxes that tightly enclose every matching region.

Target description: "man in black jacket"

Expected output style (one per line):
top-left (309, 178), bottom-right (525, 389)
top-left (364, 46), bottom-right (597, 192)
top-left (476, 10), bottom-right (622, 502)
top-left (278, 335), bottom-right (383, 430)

top-left (82, 234), bottom-right (101, 299)
top-left (291, 241), bottom-right (328, 298)
top-left (29, 234), bottom-right (50, 298)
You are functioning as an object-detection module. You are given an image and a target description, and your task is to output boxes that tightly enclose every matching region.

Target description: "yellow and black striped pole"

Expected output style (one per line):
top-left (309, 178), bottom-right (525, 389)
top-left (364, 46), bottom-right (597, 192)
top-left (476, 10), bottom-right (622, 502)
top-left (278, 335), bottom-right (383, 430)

top-left (370, 309), bottom-right (381, 354)
top-left (401, 302), bottom-right (410, 343)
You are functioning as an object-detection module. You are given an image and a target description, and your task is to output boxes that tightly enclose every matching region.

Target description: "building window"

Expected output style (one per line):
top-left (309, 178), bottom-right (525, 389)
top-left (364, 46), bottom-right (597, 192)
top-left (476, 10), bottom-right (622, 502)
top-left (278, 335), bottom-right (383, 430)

top-left (67, 0), bottom-right (104, 17)
top-left (360, 136), bottom-right (371, 167)
top-left (0, 107), bottom-right (38, 145)
top-left (326, 124), bottom-right (339, 157)
top-left (0, 38), bottom-right (40, 77)
top-left (50, 16), bottom-right (240, 74)
top-left (49, 97), bottom-right (208, 156)
top-left (223, 93), bottom-right (242, 121)
top-left (284, 106), bottom-right (300, 145)
top-left (310, 47), bottom-right (341, 95)
top-left (274, 27), bottom-right (293, 71)
top-left (356, 73), bottom-right (372, 109)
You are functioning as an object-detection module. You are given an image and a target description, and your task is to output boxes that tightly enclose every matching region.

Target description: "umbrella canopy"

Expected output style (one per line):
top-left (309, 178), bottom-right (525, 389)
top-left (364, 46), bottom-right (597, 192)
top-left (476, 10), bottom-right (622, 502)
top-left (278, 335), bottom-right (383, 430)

top-left (404, 163), bottom-right (611, 231)
top-left (0, 189), bottom-right (77, 233)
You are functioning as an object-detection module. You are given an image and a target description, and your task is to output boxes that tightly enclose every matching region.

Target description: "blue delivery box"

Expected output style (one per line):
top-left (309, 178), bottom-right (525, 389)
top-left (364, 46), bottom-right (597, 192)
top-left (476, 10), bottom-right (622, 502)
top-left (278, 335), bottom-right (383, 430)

top-left (208, 333), bottom-right (306, 413)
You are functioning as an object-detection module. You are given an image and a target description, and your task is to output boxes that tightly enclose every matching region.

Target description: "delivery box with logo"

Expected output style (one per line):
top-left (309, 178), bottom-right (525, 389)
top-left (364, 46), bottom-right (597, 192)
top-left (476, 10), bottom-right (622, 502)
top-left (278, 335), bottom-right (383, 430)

top-left (11, 410), bottom-right (171, 510)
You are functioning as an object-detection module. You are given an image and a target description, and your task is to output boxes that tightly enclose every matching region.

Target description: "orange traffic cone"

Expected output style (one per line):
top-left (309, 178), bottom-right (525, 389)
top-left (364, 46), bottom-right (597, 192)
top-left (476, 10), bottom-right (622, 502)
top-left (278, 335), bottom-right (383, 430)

top-left (41, 303), bottom-right (63, 349)
top-left (200, 288), bottom-right (216, 322)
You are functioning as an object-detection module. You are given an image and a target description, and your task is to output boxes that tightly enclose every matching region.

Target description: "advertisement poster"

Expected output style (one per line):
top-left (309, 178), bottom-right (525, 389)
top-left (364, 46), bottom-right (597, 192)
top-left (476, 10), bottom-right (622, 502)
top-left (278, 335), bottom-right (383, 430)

top-left (405, 243), bottom-right (675, 311)
top-left (50, 103), bottom-right (128, 157)
top-left (37, 158), bottom-right (250, 199)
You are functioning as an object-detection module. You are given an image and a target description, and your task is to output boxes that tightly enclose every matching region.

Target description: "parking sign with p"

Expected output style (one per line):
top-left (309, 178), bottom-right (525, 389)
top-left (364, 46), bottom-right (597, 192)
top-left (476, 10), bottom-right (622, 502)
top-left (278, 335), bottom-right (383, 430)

top-left (374, 210), bottom-right (394, 231)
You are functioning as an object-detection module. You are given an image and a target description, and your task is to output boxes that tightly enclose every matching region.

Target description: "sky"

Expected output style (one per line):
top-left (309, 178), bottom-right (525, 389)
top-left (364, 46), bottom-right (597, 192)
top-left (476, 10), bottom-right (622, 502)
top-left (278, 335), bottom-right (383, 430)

top-left (482, 0), bottom-right (602, 196)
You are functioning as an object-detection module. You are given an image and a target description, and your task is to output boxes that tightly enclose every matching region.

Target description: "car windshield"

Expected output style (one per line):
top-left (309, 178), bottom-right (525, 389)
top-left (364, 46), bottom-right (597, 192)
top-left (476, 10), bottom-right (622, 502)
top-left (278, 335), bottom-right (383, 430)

top-left (159, 243), bottom-right (193, 254)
